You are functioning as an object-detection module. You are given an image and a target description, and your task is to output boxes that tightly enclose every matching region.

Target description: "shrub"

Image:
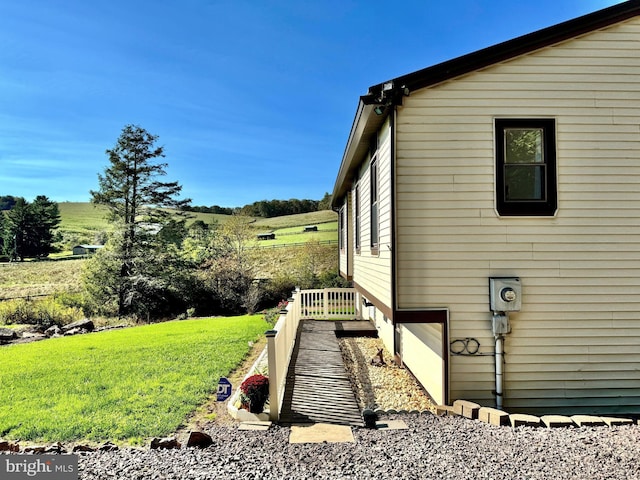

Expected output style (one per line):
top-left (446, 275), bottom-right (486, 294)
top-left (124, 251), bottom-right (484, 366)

top-left (239, 374), bottom-right (269, 413)
top-left (0, 297), bottom-right (83, 328)
top-left (262, 300), bottom-right (288, 326)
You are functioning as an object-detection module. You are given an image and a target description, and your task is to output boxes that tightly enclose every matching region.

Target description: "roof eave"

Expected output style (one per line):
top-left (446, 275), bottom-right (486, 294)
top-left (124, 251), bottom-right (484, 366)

top-left (331, 101), bottom-right (387, 209)
top-left (330, 0), bottom-right (640, 210)
top-left (379, 0), bottom-right (640, 95)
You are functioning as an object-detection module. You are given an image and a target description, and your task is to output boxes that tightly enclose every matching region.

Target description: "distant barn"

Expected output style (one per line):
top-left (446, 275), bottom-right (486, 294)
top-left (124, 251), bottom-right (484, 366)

top-left (256, 232), bottom-right (275, 241)
top-left (72, 245), bottom-right (104, 256)
top-left (303, 225), bottom-right (318, 232)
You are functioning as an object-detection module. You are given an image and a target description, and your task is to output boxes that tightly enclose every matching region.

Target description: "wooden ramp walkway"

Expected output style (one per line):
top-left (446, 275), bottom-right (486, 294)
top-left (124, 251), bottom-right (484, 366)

top-left (279, 320), bottom-right (376, 426)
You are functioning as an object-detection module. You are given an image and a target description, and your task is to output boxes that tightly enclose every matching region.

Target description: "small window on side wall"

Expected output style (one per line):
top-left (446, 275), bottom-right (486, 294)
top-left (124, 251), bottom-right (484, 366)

top-left (339, 205), bottom-right (345, 251)
top-left (495, 119), bottom-right (557, 216)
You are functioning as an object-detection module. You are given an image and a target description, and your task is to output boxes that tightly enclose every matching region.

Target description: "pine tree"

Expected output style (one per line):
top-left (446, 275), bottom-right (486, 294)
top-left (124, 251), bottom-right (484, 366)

top-left (0, 196), bottom-right (59, 260)
top-left (89, 124), bottom-right (190, 317)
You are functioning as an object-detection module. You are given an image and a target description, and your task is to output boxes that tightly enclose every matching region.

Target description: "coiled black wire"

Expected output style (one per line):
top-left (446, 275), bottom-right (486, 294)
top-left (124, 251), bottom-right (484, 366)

top-left (449, 337), bottom-right (496, 356)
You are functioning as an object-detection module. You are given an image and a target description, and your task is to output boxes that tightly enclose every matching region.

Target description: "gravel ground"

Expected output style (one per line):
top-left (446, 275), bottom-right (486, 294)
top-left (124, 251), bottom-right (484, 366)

top-left (77, 414), bottom-right (640, 480)
top-left (77, 337), bottom-right (640, 479)
top-left (8, 336), bottom-right (640, 479)
top-left (339, 337), bottom-right (436, 412)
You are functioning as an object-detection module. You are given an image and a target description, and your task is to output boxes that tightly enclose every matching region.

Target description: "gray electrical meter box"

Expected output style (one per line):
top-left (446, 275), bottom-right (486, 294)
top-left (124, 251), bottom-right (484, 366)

top-left (489, 277), bottom-right (522, 312)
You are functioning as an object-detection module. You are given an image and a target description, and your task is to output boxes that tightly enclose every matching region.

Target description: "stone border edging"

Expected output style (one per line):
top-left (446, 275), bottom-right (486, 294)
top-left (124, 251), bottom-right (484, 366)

top-left (430, 400), bottom-right (639, 428)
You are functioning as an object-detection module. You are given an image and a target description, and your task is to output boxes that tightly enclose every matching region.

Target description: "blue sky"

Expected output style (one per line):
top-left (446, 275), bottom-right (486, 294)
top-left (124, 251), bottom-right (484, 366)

top-left (0, 0), bottom-right (624, 207)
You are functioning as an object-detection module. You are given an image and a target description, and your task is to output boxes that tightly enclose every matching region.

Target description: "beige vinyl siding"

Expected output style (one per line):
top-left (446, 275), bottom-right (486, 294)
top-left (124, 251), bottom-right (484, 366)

top-left (337, 191), bottom-right (354, 278)
top-left (401, 322), bottom-right (445, 405)
top-left (352, 118), bottom-right (393, 310)
top-left (373, 308), bottom-right (394, 361)
top-left (338, 197), bottom-right (349, 278)
top-left (395, 18), bottom-right (640, 414)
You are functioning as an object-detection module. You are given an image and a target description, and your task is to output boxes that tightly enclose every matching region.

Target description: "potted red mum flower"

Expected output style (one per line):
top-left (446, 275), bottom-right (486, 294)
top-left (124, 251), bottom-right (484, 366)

top-left (239, 374), bottom-right (269, 413)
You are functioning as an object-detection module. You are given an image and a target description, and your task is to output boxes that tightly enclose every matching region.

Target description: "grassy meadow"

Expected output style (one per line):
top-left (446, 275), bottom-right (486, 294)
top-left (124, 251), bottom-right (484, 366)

top-left (0, 315), bottom-right (267, 443)
top-left (252, 210), bottom-right (336, 230)
top-left (56, 202), bottom-right (336, 250)
top-left (0, 259), bottom-right (84, 300)
top-left (250, 210), bottom-right (337, 248)
top-left (57, 202), bottom-right (112, 236)
top-left (1, 205), bottom-right (337, 301)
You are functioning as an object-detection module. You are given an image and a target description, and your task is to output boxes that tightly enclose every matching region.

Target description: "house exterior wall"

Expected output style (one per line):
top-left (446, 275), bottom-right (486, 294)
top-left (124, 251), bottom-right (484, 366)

top-left (338, 192), bottom-right (353, 278)
top-left (394, 18), bottom-right (640, 414)
top-left (401, 322), bottom-right (445, 405)
top-left (362, 300), bottom-right (394, 359)
top-left (351, 118), bottom-right (394, 314)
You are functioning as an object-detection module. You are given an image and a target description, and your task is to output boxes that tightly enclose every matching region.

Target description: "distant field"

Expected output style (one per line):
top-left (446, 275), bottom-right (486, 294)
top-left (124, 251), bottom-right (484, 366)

top-left (57, 202), bottom-right (240, 248)
top-left (0, 259), bottom-right (84, 300)
top-left (252, 228), bottom-right (337, 247)
top-left (252, 210), bottom-right (336, 229)
top-left (59, 202), bottom-right (335, 231)
top-left (2, 207), bottom-right (338, 297)
top-left (58, 202), bottom-right (112, 235)
top-left (57, 203), bottom-right (337, 249)
top-left (58, 202), bottom-right (232, 233)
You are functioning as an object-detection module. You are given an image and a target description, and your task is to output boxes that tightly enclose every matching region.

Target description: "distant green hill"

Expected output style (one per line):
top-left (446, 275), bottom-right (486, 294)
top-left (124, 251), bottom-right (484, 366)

top-left (252, 210), bottom-right (336, 229)
top-left (58, 202), bottom-right (112, 235)
top-left (57, 202), bottom-right (337, 249)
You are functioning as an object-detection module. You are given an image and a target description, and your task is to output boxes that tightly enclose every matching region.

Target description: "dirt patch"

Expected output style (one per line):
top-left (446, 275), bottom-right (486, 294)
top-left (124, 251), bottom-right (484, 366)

top-left (177, 336), bottom-right (267, 436)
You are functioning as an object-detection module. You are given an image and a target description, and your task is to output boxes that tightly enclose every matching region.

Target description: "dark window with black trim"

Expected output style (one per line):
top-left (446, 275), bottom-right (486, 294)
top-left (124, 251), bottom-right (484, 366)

top-left (354, 183), bottom-right (361, 252)
top-left (495, 118), bottom-right (557, 216)
top-left (369, 135), bottom-right (379, 250)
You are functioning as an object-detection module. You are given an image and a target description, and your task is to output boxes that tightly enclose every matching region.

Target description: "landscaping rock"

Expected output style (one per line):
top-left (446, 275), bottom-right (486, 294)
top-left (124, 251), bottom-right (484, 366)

top-left (478, 406), bottom-right (510, 426)
top-left (339, 337), bottom-right (435, 412)
top-left (64, 327), bottom-right (87, 336)
top-left (510, 413), bottom-right (542, 428)
top-left (453, 399), bottom-right (481, 419)
top-left (23, 445), bottom-right (47, 454)
top-left (99, 442), bottom-right (119, 452)
top-left (0, 440), bottom-right (19, 452)
top-left (45, 442), bottom-right (66, 454)
top-left (0, 327), bottom-right (16, 342)
top-left (541, 415), bottom-right (575, 428)
top-left (73, 444), bottom-right (97, 453)
top-left (45, 325), bottom-right (62, 337)
top-left (62, 318), bottom-right (95, 333)
top-left (601, 416), bottom-right (634, 427)
top-left (186, 431), bottom-right (213, 449)
top-left (21, 331), bottom-right (45, 339)
top-left (150, 437), bottom-right (181, 450)
top-left (571, 415), bottom-right (607, 427)
top-left (77, 415), bottom-right (640, 480)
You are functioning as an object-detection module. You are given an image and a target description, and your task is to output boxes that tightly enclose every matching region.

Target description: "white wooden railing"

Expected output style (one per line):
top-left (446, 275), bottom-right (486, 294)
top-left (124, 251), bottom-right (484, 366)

top-left (297, 288), bottom-right (357, 320)
top-left (266, 287), bottom-right (357, 421)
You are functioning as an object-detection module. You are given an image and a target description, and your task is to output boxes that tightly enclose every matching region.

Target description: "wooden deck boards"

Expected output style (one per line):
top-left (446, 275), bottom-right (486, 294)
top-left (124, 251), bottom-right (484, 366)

top-left (279, 319), bottom-right (376, 427)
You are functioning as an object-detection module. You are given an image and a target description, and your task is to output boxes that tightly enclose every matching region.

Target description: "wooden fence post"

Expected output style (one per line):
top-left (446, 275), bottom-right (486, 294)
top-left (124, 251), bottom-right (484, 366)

top-left (266, 329), bottom-right (279, 422)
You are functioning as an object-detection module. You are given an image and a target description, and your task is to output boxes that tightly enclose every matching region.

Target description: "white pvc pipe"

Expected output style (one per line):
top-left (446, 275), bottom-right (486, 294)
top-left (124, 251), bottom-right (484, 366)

top-left (495, 336), bottom-right (504, 410)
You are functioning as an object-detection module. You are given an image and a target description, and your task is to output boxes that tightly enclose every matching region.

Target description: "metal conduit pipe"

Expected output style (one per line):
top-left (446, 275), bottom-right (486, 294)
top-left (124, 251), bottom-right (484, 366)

top-left (495, 335), bottom-right (504, 410)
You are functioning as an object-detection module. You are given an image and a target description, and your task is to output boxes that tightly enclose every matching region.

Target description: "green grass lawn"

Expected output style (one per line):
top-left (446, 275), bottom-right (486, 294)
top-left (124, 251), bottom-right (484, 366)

top-left (0, 315), bottom-right (267, 443)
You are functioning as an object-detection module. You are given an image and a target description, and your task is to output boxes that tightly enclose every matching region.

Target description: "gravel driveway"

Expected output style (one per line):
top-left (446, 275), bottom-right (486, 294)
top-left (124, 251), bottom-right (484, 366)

top-left (78, 413), bottom-right (640, 480)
